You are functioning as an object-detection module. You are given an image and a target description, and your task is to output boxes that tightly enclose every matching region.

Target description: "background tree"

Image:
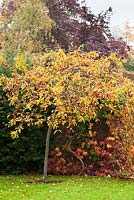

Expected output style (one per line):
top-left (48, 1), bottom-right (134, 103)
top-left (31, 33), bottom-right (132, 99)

top-left (46, 0), bottom-right (128, 56)
top-left (1, 0), bottom-right (128, 57)
top-left (0, 0), bottom-right (54, 56)
top-left (123, 20), bottom-right (134, 46)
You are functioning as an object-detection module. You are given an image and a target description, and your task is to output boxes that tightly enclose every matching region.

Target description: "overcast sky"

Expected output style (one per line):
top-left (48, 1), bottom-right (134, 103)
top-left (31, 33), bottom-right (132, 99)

top-left (86, 0), bottom-right (134, 28)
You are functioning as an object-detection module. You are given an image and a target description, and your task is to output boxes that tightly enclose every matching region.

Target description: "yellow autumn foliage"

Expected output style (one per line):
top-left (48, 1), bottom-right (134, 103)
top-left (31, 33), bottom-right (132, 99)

top-left (1, 49), bottom-right (134, 139)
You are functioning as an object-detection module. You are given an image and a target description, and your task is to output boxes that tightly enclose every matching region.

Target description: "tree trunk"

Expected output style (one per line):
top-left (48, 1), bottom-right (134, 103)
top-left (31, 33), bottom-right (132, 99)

top-left (43, 125), bottom-right (52, 183)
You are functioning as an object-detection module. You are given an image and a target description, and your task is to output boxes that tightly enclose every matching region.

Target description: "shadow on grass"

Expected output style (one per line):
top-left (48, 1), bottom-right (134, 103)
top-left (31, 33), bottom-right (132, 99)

top-left (26, 179), bottom-right (62, 185)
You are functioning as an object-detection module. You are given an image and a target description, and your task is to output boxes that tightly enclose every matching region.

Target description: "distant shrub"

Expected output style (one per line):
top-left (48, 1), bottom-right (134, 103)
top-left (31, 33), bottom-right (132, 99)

top-left (124, 59), bottom-right (134, 71)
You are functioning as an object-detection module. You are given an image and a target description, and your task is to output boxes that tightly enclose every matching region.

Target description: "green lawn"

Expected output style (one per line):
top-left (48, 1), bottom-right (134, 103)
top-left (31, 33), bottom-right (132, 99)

top-left (0, 175), bottom-right (134, 200)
